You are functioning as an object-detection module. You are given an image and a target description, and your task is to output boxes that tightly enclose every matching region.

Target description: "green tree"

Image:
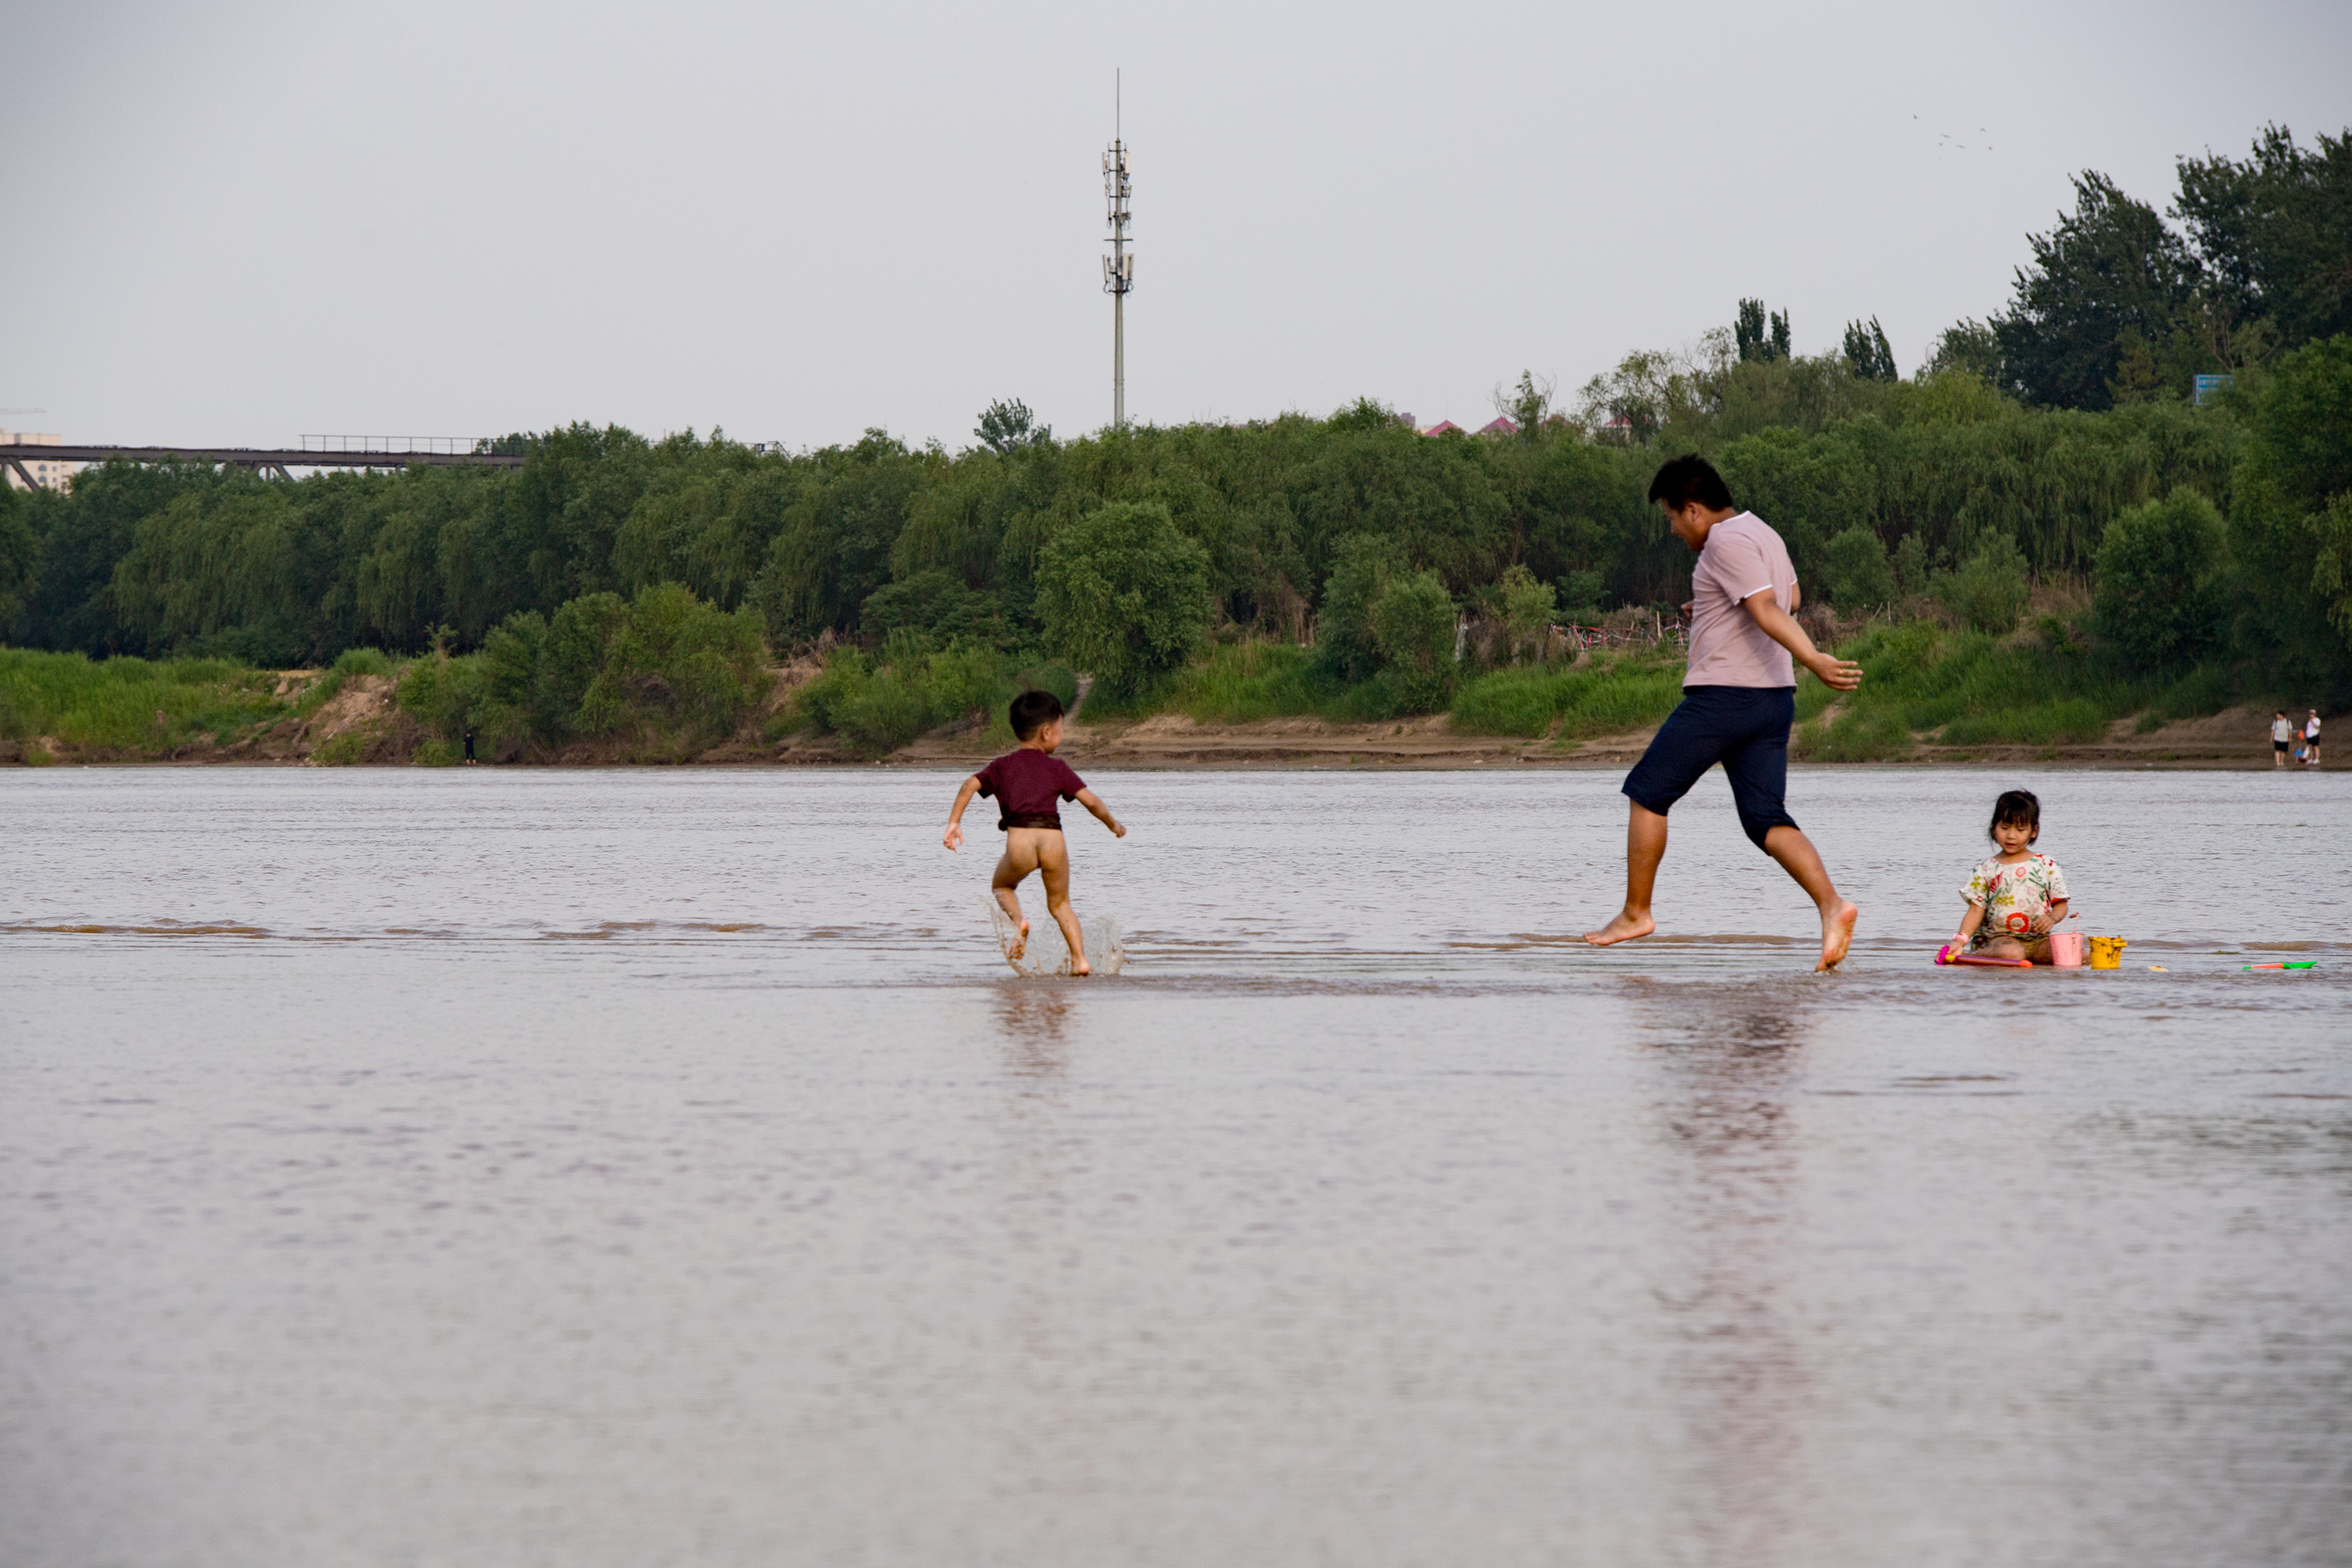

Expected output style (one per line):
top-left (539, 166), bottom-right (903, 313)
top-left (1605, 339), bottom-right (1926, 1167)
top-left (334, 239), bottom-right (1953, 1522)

top-left (1893, 533), bottom-right (1933, 597)
top-left (2093, 489), bottom-right (2228, 665)
top-left (1923, 319), bottom-right (2000, 380)
top-left (1822, 528), bottom-right (1896, 607)
top-left (1496, 563), bottom-right (1556, 660)
top-left (0, 483), bottom-right (35, 633)
top-left (2174, 126), bottom-right (2352, 350)
top-left (753, 430), bottom-right (923, 640)
top-left (1935, 533), bottom-right (2032, 634)
top-left (1842, 317), bottom-right (1898, 381)
top-left (1735, 299), bottom-right (1791, 363)
top-left (1716, 427), bottom-right (1875, 582)
top-left (1312, 534), bottom-right (1403, 681)
top-left (975, 398), bottom-right (1052, 454)
top-left (1994, 172), bottom-right (2197, 410)
top-left (2235, 334), bottom-right (2352, 651)
top-left (1496, 371), bottom-right (1555, 438)
top-left (1367, 568), bottom-right (1458, 706)
top-left (1035, 500), bottom-right (1210, 694)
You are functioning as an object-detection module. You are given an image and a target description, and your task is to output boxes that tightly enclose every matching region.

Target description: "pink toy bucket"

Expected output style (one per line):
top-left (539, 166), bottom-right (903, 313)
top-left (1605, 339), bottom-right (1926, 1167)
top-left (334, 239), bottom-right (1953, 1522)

top-left (2049, 931), bottom-right (2086, 967)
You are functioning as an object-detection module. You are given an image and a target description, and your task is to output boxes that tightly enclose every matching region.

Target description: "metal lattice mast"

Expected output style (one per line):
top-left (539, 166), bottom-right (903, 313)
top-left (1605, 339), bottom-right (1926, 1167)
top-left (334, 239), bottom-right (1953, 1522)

top-left (1102, 72), bottom-right (1133, 429)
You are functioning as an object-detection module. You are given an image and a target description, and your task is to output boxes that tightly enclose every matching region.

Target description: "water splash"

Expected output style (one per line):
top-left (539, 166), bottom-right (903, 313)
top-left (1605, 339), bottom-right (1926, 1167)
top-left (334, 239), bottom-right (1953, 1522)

top-left (986, 896), bottom-right (1126, 977)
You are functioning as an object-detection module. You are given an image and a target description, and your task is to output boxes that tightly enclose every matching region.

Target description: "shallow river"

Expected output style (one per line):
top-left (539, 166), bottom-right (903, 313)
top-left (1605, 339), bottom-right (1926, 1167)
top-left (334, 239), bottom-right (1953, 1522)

top-left (2, 766), bottom-right (2347, 1567)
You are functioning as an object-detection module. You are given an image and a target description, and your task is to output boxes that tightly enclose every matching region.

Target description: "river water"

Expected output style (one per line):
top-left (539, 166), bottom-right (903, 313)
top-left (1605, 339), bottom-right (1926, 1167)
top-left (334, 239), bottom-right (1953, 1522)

top-left (2, 766), bottom-right (2347, 1566)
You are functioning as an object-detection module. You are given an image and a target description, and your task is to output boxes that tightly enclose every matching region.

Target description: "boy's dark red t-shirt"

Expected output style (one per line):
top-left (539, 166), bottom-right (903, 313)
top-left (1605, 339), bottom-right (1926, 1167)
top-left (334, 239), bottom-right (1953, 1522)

top-left (975, 748), bottom-right (1087, 829)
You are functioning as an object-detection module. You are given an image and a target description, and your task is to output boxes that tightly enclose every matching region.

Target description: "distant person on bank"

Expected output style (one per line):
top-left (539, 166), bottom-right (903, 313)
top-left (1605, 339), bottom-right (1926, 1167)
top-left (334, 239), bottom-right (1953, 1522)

top-left (2274, 710), bottom-right (2296, 767)
top-left (2306, 710), bottom-right (2323, 768)
top-left (1583, 456), bottom-right (1864, 971)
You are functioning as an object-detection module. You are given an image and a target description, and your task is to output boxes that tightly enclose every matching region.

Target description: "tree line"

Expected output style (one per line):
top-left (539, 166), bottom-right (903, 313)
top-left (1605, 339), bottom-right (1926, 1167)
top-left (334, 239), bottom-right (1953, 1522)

top-left (0, 122), bottom-right (2346, 717)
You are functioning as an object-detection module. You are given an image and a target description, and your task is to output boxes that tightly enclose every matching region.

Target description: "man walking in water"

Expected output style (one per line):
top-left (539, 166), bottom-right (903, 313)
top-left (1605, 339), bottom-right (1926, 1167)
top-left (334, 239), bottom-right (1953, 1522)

top-left (1584, 456), bottom-right (1864, 971)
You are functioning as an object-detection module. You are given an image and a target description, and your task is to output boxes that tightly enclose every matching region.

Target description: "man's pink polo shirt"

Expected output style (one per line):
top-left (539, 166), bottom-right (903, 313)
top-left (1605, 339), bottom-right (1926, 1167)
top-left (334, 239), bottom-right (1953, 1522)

top-left (1683, 511), bottom-right (1798, 688)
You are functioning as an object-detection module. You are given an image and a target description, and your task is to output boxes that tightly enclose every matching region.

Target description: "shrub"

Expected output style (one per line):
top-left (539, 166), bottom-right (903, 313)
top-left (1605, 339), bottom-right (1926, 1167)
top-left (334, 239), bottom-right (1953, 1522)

top-left (411, 584), bottom-right (765, 753)
top-left (783, 645), bottom-right (1080, 754)
top-left (834, 665), bottom-right (933, 753)
top-left (1934, 534), bottom-right (2031, 633)
top-left (1496, 564), bottom-right (1556, 661)
top-left (1312, 535), bottom-right (1403, 682)
top-left (1893, 533), bottom-right (1933, 597)
top-left (1557, 569), bottom-right (1605, 622)
top-left (1036, 500), bottom-right (1210, 696)
top-left (1822, 527), bottom-right (1896, 607)
top-left (1367, 569), bottom-right (1458, 710)
top-left (2093, 488), bottom-right (2228, 666)
top-left (395, 652), bottom-right (486, 741)
top-left (860, 568), bottom-right (1007, 645)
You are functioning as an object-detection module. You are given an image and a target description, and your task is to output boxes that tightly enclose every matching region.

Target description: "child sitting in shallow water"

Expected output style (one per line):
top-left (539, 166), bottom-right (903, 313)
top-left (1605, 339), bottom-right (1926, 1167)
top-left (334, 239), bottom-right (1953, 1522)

top-left (1951, 789), bottom-right (2071, 963)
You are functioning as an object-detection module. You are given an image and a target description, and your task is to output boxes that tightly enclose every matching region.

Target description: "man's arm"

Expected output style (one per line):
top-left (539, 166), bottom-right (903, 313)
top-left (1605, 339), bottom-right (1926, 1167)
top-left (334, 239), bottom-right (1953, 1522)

top-left (1073, 787), bottom-right (1126, 838)
top-left (943, 775), bottom-right (982, 851)
top-left (1743, 587), bottom-right (1861, 691)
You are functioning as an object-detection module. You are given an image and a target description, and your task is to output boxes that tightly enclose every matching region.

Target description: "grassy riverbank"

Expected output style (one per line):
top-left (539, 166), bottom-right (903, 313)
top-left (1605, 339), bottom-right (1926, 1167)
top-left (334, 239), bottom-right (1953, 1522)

top-left (4, 608), bottom-right (2325, 769)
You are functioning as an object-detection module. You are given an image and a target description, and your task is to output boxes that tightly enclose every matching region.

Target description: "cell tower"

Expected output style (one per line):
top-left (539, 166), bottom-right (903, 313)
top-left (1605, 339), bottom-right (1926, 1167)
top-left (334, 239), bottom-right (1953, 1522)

top-left (1102, 71), bottom-right (1133, 430)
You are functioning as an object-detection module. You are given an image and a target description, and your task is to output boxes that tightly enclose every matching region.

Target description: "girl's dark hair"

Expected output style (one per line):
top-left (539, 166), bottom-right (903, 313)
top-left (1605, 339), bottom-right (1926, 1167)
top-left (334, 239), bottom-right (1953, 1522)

top-left (1009, 688), bottom-right (1065, 740)
top-left (1647, 454), bottom-right (1735, 512)
top-left (1989, 789), bottom-right (2041, 844)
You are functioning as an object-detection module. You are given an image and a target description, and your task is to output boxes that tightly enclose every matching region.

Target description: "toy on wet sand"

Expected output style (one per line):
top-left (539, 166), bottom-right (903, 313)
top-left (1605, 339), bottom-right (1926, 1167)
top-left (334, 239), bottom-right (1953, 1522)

top-left (2243, 960), bottom-right (2318, 971)
top-left (2088, 936), bottom-right (2128, 969)
top-left (2049, 930), bottom-right (2087, 967)
top-left (1936, 942), bottom-right (2031, 968)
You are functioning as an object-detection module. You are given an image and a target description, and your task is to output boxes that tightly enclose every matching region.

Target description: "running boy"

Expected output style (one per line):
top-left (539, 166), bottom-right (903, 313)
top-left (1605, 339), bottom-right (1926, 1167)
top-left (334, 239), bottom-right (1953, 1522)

top-left (943, 690), bottom-right (1126, 975)
top-left (1950, 789), bottom-right (2070, 963)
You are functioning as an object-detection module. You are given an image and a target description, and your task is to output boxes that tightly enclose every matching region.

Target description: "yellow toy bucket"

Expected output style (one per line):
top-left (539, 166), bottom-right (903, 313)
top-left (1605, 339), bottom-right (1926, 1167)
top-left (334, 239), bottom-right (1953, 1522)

top-left (2088, 936), bottom-right (2128, 969)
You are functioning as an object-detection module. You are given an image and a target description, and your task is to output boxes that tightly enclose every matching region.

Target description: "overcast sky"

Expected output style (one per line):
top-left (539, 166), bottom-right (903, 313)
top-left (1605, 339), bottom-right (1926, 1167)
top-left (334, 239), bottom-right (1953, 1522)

top-left (4, 0), bottom-right (2347, 451)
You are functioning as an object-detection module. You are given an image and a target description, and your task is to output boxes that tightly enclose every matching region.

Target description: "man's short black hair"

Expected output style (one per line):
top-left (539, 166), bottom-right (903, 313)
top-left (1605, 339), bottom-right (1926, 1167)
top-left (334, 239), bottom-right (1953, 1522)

top-left (1647, 455), bottom-right (1736, 513)
top-left (1010, 688), bottom-right (1065, 741)
top-left (1989, 788), bottom-right (2041, 844)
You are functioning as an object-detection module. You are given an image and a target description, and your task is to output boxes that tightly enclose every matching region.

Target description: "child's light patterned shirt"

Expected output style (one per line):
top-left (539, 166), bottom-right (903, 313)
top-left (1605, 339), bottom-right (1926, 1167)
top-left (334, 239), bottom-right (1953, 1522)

top-left (1962, 853), bottom-right (2070, 945)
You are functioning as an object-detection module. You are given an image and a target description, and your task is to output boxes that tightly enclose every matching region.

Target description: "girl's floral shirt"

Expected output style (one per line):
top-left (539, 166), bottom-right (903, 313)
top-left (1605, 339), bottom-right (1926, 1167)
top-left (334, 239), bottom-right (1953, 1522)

top-left (1962, 853), bottom-right (2070, 943)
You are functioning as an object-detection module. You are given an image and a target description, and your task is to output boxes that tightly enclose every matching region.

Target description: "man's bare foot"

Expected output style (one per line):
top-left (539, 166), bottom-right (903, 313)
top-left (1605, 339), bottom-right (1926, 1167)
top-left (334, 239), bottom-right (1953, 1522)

top-left (1817, 901), bottom-right (1858, 971)
top-left (1582, 910), bottom-right (1656, 947)
top-left (1005, 919), bottom-right (1029, 961)
top-left (1069, 960), bottom-right (1091, 977)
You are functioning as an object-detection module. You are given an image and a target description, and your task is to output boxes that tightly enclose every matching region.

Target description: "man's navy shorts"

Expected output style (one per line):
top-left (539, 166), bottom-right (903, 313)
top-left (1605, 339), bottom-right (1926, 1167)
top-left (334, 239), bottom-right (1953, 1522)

top-left (1621, 684), bottom-right (1798, 851)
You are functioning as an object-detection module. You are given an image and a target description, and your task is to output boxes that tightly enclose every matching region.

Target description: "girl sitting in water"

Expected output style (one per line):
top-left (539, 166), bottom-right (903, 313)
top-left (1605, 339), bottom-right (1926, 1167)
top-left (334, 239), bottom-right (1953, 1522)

top-left (1951, 789), bottom-right (2071, 963)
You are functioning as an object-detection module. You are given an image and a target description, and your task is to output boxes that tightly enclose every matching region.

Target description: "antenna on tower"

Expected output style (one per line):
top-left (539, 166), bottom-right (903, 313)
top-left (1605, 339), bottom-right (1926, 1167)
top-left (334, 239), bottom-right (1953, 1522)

top-left (1102, 70), bottom-right (1133, 430)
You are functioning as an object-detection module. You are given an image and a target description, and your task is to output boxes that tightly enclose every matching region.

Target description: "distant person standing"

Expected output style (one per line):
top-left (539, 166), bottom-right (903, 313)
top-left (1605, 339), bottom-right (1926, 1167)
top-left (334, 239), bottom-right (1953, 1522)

top-left (2305, 710), bottom-right (2323, 768)
top-left (463, 724), bottom-right (477, 764)
top-left (1582, 455), bottom-right (1865, 971)
top-left (2273, 710), bottom-right (2295, 768)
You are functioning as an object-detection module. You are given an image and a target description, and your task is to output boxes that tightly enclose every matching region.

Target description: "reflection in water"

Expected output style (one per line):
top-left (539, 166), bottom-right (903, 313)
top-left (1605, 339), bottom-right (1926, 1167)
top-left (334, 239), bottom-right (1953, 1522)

top-left (995, 983), bottom-right (1075, 1081)
top-left (1631, 978), bottom-right (1817, 1567)
top-left (991, 980), bottom-right (1085, 1501)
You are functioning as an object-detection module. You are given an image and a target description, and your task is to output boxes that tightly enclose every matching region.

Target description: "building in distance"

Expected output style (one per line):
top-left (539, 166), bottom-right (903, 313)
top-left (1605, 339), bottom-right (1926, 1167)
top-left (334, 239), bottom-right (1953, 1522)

top-left (1, 430), bottom-right (83, 492)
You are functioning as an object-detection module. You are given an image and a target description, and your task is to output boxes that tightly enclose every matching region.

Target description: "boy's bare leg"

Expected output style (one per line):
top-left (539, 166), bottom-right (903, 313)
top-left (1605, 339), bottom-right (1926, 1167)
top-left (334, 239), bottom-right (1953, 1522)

top-left (1036, 833), bottom-right (1088, 975)
top-left (1761, 825), bottom-right (1859, 971)
top-left (992, 837), bottom-right (1042, 960)
top-left (1584, 803), bottom-right (1667, 946)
